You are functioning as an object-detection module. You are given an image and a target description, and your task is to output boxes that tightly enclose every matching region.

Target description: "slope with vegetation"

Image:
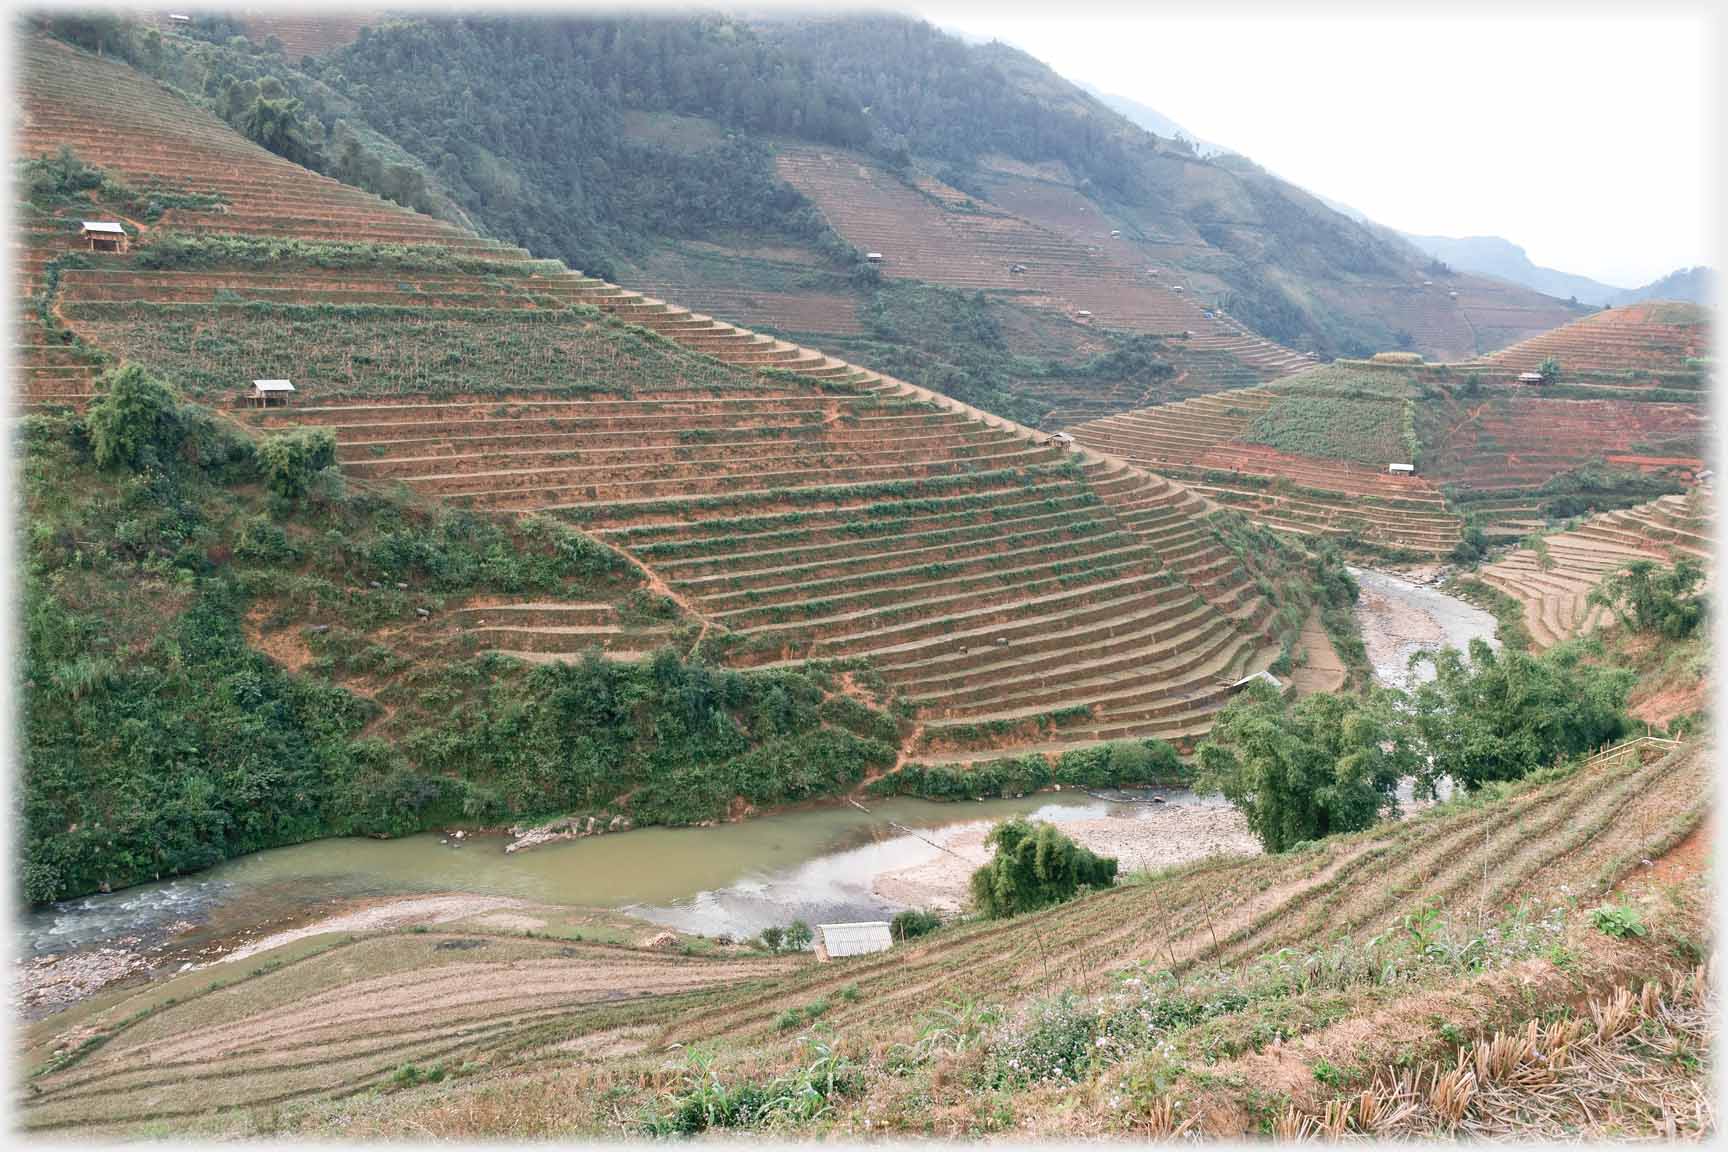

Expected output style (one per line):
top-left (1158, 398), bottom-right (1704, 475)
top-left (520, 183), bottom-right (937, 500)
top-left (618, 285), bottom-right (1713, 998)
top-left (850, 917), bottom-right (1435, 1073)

top-left (16, 28), bottom-right (1348, 901)
top-left (1470, 491), bottom-right (1712, 650)
top-left (51, 9), bottom-right (1593, 428)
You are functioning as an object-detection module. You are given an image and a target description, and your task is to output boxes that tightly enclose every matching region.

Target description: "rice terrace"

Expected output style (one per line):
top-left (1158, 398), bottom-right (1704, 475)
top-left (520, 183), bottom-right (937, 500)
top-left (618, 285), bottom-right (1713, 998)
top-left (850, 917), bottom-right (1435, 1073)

top-left (9, 6), bottom-right (1719, 1144)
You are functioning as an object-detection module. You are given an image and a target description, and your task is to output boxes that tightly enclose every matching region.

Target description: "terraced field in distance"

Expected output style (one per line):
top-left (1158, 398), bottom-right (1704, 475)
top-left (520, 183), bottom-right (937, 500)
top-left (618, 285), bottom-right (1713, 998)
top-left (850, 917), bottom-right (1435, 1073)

top-left (22, 30), bottom-right (1304, 757)
top-left (1477, 491), bottom-right (1713, 649)
top-left (251, 387), bottom-right (1277, 754)
top-left (773, 144), bottom-right (1313, 393)
top-left (1067, 387), bottom-right (1464, 556)
top-left (1465, 300), bottom-right (1711, 386)
top-left (19, 37), bottom-right (512, 254)
top-left (19, 735), bottom-right (1707, 1139)
top-left (1424, 395), bottom-right (1706, 500)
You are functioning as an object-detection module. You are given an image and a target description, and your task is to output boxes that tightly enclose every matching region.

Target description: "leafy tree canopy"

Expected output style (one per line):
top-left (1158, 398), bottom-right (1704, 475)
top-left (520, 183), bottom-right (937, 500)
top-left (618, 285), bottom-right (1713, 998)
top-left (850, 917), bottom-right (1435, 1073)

top-left (1588, 556), bottom-right (1706, 640)
top-left (1196, 681), bottom-right (1416, 853)
top-left (1409, 639), bottom-right (1633, 794)
top-left (968, 818), bottom-right (1117, 918)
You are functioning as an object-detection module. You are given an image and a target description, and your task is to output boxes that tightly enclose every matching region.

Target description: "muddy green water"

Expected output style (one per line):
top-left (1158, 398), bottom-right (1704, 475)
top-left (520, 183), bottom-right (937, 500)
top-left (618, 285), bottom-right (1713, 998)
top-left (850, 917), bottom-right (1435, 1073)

top-left (24, 789), bottom-right (1215, 958)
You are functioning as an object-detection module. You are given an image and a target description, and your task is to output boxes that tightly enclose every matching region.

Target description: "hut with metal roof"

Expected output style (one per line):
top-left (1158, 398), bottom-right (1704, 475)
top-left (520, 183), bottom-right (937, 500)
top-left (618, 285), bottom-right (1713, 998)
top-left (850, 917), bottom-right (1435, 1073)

top-left (814, 921), bottom-right (892, 961)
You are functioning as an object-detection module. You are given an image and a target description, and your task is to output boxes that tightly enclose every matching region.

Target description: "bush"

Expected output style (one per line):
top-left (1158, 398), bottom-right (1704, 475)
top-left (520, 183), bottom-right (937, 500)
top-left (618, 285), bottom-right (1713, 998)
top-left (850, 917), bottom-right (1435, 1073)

top-left (85, 363), bottom-right (183, 471)
top-left (1588, 557), bottom-right (1706, 640)
top-left (255, 428), bottom-right (337, 498)
top-left (891, 908), bottom-right (942, 942)
top-left (1196, 682), bottom-right (1416, 852)
top-left (1537, 355), bottom-right (1562, 382)
top-left (969, 818), bottom-right (1117, 919)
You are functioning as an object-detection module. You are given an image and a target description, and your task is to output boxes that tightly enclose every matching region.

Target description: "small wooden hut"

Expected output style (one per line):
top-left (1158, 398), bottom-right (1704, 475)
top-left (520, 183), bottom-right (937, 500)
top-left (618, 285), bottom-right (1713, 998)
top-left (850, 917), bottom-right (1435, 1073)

top-left (248, 379), bottom-right (295, 407)
top-left (80, 221), bottom-right (128, 253)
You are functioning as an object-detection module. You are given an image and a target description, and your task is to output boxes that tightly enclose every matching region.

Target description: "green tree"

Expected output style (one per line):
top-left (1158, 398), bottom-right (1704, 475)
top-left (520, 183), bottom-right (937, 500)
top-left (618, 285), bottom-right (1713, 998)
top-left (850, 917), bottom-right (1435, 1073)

top-left (968, 818), bottom-right (1117, 919)
top-left (1195, 682), bottom-right (1416, 852)
top-left (255, 428), bottom-right (337, 498)
top-left (1588, 556), bottom-right (1706, 640)
top-left (240, 93), bottom-right (322, 169)
top-left (784, 919), bottom-right (814, 951)
top-left (85, 363), bottom-right (183, 470)
top-left (1537, 355), bottom-right (1562, 382)
top-left (1409, 639), bottom-right (1633, 793)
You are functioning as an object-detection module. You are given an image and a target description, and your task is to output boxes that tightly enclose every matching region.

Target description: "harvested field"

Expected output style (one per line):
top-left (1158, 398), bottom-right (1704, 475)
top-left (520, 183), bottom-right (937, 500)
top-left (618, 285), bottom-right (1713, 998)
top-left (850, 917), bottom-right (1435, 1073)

top-left (20, 29), bottom-right (1285, 758)
top-left (19, 737), bottom-right (1707, 1138)
top-left (1477, 491), bottom-right (1713, 649)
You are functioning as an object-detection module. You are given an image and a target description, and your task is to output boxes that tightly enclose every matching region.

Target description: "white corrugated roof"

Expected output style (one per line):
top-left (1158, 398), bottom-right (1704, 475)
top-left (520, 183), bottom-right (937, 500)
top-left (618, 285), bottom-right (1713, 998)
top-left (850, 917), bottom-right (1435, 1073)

top-left (81, 221), bottom-right (126, 234)
top-left (252, 379), bottom-right (295, 391)
top-left (817, 922), bottom-right (892, 958)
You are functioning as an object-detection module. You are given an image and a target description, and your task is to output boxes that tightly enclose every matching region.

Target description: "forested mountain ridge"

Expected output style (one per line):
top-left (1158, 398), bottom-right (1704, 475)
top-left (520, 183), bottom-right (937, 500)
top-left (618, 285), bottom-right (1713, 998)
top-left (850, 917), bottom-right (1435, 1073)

top-left (85, 10), bottom-right (1583, 395)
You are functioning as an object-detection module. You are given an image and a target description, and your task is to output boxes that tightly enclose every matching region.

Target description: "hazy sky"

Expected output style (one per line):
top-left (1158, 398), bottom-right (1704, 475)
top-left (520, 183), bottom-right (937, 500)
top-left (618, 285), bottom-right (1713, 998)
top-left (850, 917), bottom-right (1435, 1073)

top-left (916, 2), bottom-right (1718, 288)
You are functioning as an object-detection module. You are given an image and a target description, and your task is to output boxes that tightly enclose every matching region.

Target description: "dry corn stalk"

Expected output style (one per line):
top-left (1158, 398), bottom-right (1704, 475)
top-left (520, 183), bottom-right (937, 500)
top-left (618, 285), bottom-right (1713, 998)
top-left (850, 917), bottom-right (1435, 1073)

top-left (1138, 1096), bottom-right (1197, 1139)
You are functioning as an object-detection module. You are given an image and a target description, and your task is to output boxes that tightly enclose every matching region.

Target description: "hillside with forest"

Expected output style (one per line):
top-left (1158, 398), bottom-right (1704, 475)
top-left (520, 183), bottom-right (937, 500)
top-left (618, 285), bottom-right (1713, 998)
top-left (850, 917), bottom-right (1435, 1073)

top-left (55, 9), bottom-right (1585, 429)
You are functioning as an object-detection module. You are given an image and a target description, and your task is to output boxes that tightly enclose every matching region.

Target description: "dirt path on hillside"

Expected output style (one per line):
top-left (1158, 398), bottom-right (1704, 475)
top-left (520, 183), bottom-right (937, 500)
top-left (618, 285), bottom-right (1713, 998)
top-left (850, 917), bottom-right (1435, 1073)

top-left (208, 893), bottom-right (529, 968)
top-left (872, 806), bottom-right (1259, 912)
top-left (1287, 607), bottom-right (1347, 694)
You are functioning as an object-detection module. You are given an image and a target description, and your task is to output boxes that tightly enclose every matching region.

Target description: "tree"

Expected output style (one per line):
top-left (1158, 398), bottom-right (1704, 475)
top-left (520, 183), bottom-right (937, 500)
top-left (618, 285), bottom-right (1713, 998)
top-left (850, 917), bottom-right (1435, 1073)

top-left (968, 818), bottom-right (1117, 918)
top-left (784, 919), bottom-right (814, 951)
top-left (1589, 556), bottom-right (1706, 640)
top-left (1409, 639), bottom-right (1633, 793)
top-left (85, 363), bottom-right (183, 471)
top-left (255, 428), bottom-right (337, 498)
top-left (1537, 355), bottom-right (1562, 383)
top-left (1196, 682), bottom-right (1416, 852)
top-left (240, 93), bottom-right (322, 169)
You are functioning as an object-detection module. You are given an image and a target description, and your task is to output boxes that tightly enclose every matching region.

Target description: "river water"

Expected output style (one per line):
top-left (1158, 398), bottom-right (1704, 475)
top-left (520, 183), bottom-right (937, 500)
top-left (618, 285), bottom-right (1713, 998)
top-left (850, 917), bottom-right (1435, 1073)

top-left (1348, 566), bottom-right (1499, 693)
top-left (21, 788), bottom-right (1218, 962)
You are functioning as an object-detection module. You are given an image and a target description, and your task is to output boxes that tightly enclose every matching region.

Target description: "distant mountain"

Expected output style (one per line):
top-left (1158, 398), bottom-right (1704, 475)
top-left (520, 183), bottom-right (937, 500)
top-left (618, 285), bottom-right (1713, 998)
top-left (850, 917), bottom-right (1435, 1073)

top-left (1075, 82), bottom-right (1229, 157)
top-left (1401, 233), bottom-right (1626, 306)
top-left (1609, 266), bottom-right (1714, 307)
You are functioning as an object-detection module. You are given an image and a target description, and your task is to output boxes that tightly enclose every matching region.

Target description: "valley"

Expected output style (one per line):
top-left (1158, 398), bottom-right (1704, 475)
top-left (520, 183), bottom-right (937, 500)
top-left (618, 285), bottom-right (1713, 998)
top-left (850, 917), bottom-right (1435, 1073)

top-left (10, 9), bottom-right (1715, 1144)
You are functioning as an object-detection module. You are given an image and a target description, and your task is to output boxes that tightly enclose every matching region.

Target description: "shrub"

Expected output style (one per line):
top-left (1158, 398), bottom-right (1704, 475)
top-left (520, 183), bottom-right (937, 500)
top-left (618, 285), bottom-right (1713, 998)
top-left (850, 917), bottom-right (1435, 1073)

top-left (759, 925), bottom-right (785, 953)
top-left (1410, 639), bottom-right (1633, 793)
top-left (1588, 557), bottom-right (1706, 640)
top-left (1537, 355), bottom-right (1562, 382)
top-left (255, 428), bottom-right (337, 498)
top-left (1590, 903), bottom-right (1648, 939)
top-left (969, 818), bottom-right (1117, 919)
top-left (1196, 682), bottom-right (1417, 852)
top-left (891, 908), bottom-right (942, 942)
top-left (85, 363), bottom-right (183, 470)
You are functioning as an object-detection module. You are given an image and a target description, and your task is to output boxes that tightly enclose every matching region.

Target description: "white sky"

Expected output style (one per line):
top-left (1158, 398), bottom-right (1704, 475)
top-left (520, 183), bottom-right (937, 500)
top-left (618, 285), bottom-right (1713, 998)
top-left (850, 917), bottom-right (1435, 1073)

top-left (916, 2), bottom-right (1719, 289)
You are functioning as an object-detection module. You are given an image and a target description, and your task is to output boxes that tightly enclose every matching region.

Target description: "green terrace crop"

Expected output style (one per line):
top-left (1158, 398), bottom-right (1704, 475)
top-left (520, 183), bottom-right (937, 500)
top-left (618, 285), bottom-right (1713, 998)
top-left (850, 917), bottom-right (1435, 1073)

top-left (61, 299), bottom-right (766, 399)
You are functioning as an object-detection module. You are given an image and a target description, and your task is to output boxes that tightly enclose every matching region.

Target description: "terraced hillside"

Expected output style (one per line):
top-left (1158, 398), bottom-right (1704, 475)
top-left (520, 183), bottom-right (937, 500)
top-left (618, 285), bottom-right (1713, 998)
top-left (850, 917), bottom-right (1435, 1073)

top-left (1465, 300), bottom-right (1711, 384)
top-left (19, 735), bottom-right (1708, 1139)
top-left (19, 31), bottom-right (1284, 757)
top-left (1477, 492), bottom-right (1713, 649)
top-left (774, 145), bottom-right (1316, 386)
top-left (1068, 384), bottom-right (1464, 556)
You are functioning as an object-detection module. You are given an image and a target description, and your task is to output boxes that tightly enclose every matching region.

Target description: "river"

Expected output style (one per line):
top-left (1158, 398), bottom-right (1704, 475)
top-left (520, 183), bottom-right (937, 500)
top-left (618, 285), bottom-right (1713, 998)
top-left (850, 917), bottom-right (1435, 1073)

top-left (21, 787), bottom-right (1225, 969)
top-left (1348, 566), bottom-right (1499, 693)
top-left (22, 567), bottom-right (1497, 1010)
